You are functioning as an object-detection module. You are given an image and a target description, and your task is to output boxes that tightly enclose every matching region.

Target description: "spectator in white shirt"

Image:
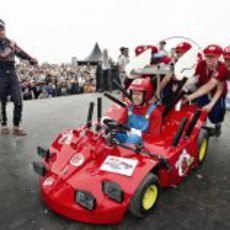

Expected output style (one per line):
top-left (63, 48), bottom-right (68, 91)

top-left (100, 49), bottom-right (113, 92)
top-left (158, 40), bottom-right (168, 56)
top-left (117, 47), bottom-right (129, 87)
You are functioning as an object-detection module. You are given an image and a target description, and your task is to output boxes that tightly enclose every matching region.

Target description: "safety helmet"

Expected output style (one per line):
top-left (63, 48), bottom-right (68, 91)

top-left (129, 78), bottom-right (152, 103)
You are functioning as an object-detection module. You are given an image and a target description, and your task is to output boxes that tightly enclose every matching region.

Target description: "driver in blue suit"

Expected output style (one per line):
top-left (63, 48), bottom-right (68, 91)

top-left (115, 78), bottom-right (162, 144)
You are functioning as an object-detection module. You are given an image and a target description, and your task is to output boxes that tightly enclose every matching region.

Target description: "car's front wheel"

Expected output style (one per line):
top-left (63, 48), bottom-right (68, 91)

top-left (128, 173), bottom-right (160, 218)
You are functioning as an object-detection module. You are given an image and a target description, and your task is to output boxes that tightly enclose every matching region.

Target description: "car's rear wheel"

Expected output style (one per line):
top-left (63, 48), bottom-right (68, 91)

top-left (128, 173), bottom-right (160, 218)
top-left (198, 129), bottom-right (209, 163)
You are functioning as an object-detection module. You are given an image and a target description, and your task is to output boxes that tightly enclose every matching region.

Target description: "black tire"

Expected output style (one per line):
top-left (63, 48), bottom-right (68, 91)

top-left (128, 173), bottom-right (160, 218)
top-left (197, 128), bottom-right (209, 164)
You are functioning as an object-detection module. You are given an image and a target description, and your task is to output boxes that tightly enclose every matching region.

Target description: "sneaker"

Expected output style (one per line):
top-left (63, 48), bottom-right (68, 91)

top-left (13, 127), bottom-right (27, 136)
top-left (1, 126), bottom-right (10, 135)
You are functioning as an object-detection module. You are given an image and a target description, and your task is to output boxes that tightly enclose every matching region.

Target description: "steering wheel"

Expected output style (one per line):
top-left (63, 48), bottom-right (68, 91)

top-left (103, 118), bottom-right (130, 133)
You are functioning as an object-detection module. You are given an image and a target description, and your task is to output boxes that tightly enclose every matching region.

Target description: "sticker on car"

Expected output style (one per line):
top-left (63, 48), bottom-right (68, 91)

top-left (43, 177), bottom-right (54, 187)
top-left (100, 156), bottom-right (138, 176)
top-left (70, 153), bottom-right (85, 167)
top-left (175, 149), bottom-right (194, 176)
top-left (58, 130), bottom-right (73, 145)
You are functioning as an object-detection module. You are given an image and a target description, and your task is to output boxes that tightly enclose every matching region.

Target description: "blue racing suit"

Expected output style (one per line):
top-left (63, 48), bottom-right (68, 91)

top-left (115, 103), bottom-right (157, 144)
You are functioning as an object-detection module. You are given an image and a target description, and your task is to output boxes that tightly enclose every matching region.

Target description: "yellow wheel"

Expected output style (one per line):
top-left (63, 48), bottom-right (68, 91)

top-left (199, 138), bottom-right (208, 162)
top-left (198, 129), bottom-right (209, 164)
top-left (142, 185), bottom-right (158, 211)
top-left (129, 174), bottom-right (160, 218)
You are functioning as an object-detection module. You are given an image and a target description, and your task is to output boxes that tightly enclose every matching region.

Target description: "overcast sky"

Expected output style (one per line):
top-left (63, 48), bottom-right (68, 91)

top-left (1, 0), bottom-right (229, 63)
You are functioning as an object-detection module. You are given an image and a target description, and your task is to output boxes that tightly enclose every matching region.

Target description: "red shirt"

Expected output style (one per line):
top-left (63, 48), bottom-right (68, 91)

top-left (194, 60), bottom-right (228, 97)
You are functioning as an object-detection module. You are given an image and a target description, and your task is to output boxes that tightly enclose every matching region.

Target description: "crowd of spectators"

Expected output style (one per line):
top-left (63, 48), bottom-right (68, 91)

top-left (17, 46), bottom-right (130, 101)
top-left (17, 61), bottom-right (99, 100)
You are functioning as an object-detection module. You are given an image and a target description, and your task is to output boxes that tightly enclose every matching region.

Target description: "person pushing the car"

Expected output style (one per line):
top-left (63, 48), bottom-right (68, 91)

top-left (184, 44), bottom-right (228, 136)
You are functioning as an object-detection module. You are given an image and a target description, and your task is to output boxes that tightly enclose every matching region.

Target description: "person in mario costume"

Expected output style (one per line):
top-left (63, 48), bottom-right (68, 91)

top-left (184, 44), bottom-right (229, 136)
top-left (115, 77), bottom-right (162, 144)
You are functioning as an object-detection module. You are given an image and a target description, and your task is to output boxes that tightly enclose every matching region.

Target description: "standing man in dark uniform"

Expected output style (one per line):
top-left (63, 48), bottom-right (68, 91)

top-left (0, 19), bottom-right (38, 135)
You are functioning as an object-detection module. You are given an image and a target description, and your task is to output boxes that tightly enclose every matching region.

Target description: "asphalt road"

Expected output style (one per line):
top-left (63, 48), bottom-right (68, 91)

top-left (0, 93), bottom-right (229, 230)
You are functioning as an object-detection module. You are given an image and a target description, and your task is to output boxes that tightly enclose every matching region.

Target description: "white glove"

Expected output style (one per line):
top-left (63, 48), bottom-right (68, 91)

top-left (130, 128), bottom-right (142, 137)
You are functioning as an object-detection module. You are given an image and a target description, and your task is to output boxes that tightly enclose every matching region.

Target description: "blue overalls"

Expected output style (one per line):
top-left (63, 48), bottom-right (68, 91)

top-left (115, 103), bottom-right (157, 144)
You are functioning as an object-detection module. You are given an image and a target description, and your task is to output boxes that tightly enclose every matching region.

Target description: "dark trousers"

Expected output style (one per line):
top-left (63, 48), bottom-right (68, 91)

top-left (101, 69), bottom-right (112, 91)
top-left (197, 95), bottom-right (226, 124)
top-left (0, 70), bottom-right (23, 126)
